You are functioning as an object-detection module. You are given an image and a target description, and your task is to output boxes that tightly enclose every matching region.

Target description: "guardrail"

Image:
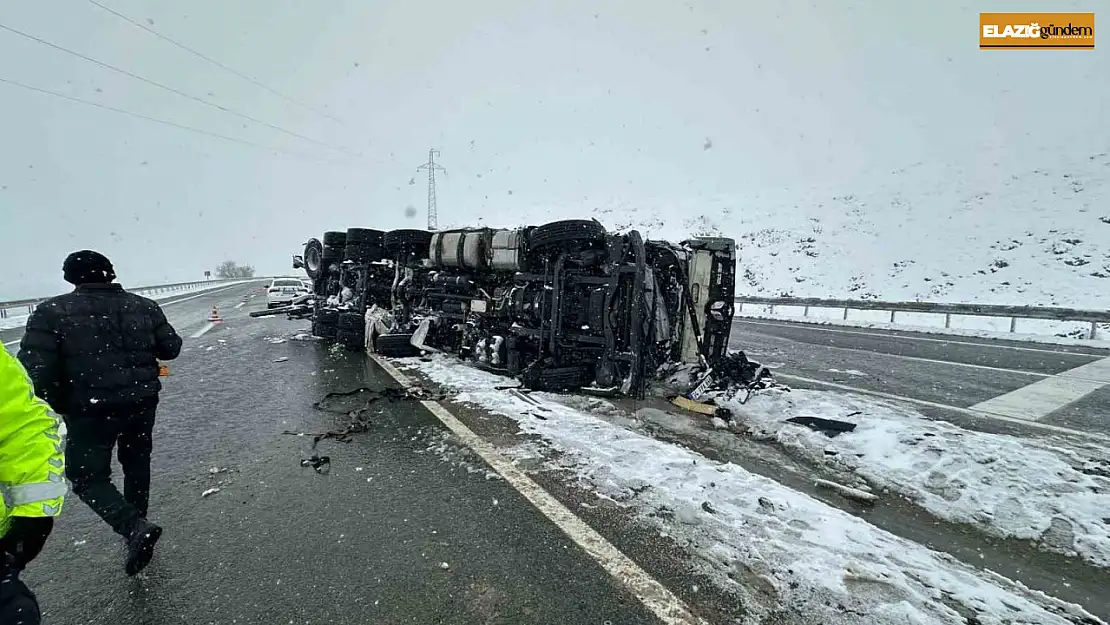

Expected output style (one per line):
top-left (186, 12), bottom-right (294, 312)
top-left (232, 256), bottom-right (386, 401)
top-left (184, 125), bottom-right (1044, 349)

top-left (734, 296), bottom-right (1110, 340)
top-left (0, 279), bottom-right (261, 320)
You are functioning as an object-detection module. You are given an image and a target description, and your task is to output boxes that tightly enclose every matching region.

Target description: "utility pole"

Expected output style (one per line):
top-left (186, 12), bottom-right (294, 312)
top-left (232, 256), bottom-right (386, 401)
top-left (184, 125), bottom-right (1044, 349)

top-left (417, 149), bottom-right (446, 230)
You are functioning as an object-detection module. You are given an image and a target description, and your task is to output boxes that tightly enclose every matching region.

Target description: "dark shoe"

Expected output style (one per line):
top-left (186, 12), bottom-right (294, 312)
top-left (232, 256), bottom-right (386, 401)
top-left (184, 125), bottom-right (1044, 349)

top-left (125, 520), bottom-right (162, 576)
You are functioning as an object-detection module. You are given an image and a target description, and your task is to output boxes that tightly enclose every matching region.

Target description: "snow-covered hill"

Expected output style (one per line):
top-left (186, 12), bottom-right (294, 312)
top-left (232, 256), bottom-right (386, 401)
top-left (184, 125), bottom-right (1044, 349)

top-left (466, 150), bottom-right (1110, 309)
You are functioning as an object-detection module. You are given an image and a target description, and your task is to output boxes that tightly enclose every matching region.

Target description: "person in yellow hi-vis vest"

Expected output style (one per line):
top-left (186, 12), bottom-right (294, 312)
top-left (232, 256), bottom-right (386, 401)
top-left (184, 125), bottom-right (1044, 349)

top-left (0, 347), bottom-right (66, 625)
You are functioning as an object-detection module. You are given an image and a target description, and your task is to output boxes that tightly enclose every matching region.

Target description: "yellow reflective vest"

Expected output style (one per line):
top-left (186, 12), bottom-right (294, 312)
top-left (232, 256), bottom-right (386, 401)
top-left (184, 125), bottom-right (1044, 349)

top-left (0, 347), bottom-right (66, 538)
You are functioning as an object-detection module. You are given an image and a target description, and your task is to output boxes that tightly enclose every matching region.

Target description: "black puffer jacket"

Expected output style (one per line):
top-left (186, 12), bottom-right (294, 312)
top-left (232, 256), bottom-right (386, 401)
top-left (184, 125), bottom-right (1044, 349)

top-left (18, 283), bottom-right (182, 414)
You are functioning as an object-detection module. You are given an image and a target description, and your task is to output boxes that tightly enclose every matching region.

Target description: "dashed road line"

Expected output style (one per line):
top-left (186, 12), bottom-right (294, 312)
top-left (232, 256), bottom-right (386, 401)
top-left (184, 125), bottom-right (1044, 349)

top-left (369, 354), bottom-right (707, 625)
top-left (189, 322), bottom-right (216, 339)
top-left (234, 301), bottom-right (246, 309)
top-left (774, 372), bottom-right (1110, 442)
top-left (968, 357), bottom-right (1110, 421)
top-left (158, 282), bottom-right (260, 307)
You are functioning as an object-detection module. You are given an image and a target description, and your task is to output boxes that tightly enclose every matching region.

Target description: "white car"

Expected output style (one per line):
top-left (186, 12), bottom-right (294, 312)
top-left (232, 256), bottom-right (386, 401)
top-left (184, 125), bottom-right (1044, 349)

top-left (266, 278), bottom-right (310, 309)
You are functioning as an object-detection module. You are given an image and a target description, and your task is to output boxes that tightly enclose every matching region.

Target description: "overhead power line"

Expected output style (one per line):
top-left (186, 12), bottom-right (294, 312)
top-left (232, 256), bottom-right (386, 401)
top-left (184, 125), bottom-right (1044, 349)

top-left (81, 0), bottom-right (344, 125)
top-left (0, 22), bottom-right (356, 156)
top-left (0, 76), bottom-right (330, 161)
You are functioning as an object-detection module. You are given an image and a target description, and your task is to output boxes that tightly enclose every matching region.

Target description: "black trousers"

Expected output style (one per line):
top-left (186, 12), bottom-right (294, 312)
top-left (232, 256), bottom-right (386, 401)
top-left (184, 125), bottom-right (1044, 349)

top-left (0, 566), bottom-right (40, 625)
top-left (64, 400), bottom-right (157, 537)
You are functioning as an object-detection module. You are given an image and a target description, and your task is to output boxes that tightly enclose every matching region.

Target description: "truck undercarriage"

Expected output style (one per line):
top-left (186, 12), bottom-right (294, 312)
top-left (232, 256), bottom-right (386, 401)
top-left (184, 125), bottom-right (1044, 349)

top-left (286, 220), bottom-right (739, 399)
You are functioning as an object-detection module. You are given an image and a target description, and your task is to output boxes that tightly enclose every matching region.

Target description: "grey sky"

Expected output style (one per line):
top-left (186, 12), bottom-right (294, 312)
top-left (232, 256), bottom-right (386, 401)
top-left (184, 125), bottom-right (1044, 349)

top-left (1, 0), bottom-right (1106, 300)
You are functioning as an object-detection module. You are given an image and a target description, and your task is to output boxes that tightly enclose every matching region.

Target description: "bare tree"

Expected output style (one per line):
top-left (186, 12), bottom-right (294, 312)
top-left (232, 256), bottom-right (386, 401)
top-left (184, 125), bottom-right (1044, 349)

top-left (215, 261), bottom-right (255, 278)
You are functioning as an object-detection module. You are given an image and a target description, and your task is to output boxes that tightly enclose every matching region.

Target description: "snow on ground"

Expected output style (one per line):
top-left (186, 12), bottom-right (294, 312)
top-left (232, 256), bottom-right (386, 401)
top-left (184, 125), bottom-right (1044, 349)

top-left (400, 355), bottom-right (1102, 625)
top-left (0, 279), bottom-right (259, 331)
top-left (720, 388), bottom-right (1110, 570)
top-left (457, 152), bottom-right (1110, 309)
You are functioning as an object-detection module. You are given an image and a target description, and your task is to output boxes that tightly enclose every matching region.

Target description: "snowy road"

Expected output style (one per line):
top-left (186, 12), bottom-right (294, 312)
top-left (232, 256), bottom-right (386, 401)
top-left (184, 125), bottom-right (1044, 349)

top-left (730, 318), bottom-right (1110, 440)
top-left (14, 285), bottom-right (1110, 624)
top-left (20, 284), bottom-right (694, 625)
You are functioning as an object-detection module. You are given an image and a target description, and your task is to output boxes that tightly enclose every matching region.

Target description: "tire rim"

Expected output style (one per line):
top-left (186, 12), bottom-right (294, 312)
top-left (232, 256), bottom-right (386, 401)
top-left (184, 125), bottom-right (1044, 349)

top-left (305, 245), bottom-right (322, 275)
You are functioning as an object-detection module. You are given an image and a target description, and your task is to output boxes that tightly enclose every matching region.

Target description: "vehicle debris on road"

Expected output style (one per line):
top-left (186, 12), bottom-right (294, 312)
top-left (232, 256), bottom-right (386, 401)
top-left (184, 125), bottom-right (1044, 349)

top-left (300, 455), bottom-right (331, 474)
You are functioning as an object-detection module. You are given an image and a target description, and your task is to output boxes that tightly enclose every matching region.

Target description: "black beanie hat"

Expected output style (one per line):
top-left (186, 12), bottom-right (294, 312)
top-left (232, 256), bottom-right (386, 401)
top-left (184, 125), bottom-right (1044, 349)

top-left (63, 250), bottom-right (116, 285)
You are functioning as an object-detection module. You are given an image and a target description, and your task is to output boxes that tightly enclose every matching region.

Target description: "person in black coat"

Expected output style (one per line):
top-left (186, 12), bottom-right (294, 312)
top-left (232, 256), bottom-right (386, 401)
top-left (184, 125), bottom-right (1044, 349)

top-left (18, 250), bottom-right (182, 576)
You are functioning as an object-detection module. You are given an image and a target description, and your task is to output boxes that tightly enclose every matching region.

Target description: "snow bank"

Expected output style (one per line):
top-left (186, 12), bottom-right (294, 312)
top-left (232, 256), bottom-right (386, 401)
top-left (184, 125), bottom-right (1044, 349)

top-left (399, 355), bottom-right (1102, 625)
top-left (722, 388), bottom-right (1110, 569)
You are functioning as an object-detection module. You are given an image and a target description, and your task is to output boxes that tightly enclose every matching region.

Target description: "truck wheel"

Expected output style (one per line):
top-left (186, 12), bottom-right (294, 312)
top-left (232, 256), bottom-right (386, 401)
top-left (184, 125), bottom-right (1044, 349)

top-left (303, 238), bottom-right (324, 280)
top-left (315, 308), bottom-right (339, 339)
top-left (338, 311), bottom-right (364, 331)
top-left (344, 243), bottom-right (383, 263)
top-left (384, 229), bottom-right (433, 259)
top-left (321, 244), bottom-right (343, 263)
top-left (374, 333), bottom-right (420, 357)
top-left (345, 228), bottom-right (385, 246)
top-left (322, 231), bottom-right (347, 247)
top-left (337, 328), bottom-right (366, 351)
top-left (529, 220), bottom-right (607, 251)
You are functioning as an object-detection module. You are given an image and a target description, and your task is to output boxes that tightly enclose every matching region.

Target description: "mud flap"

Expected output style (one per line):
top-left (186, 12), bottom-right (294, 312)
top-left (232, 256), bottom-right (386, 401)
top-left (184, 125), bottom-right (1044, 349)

top-left (410, 317), bottom-right (442, 353)
top-left (364, 305), bottom-right (395, 352)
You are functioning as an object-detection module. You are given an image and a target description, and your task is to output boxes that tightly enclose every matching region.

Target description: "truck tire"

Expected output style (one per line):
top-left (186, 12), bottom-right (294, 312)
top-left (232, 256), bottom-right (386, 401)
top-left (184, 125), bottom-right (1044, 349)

top-left (315, 309), bottom-right (339, 339)
top-left (345, 228), bottom-right (385, 246)
top-left (344, 243), bottom-right (382, 263)
top-left (321, 244), bottom-right (343, 264)
top-left (345, 228), bottom-right (386, 262)
top-left (384, 229), bottom-right (433, 259)
top-left (529, 219), bottom-right (607, 251)
top-left (338, 311), bottom-right (363, 331)
top-left (314, 320), bottom-right (338, 340)
top-left (322, 231), bottom-right (347, 247)
top-left (337, 328), bottom-right (366, 351)
top-left (303, 238), bottom-right (324, 280)
top-left (374, 333), bottom-right (420, 357)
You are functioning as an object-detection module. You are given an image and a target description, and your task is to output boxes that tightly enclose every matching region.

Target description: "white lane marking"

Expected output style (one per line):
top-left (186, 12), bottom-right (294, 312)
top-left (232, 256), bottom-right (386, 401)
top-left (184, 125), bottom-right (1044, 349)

top-left (234, 301), bottom-right (245, 309)
top-left (158, 282), bottom-right (261, 307)
top-left (190, 322), bottom-right (216, 338)
top-left (2, 339), bottom-right (18, 347)
top-left (775, 372), bottom-right (1110, 443)
top-left (968, 357), bottom-right (1110, 421)
top-left (369, 354), bottom-right (706, 625)
top-left (734, 317), bottom-right (1108, 358)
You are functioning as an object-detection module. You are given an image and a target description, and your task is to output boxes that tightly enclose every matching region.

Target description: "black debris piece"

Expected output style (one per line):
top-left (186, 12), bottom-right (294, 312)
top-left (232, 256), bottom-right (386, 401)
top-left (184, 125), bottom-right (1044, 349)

top-left (300, 455), bottom-right (331, 474)
top-left (701, 501), bottom-right (717, 514)
top-left (686, 350), bottom-right (776, 404)
top-left (785, 416), bottom-right (858, 438)
top-left (285, 386), bottom-right (443, 449)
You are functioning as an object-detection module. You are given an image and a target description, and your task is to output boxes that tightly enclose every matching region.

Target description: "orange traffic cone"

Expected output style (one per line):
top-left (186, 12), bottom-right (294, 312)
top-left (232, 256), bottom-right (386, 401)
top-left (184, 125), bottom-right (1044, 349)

top-left (208, 306), bottom-right (223, 323)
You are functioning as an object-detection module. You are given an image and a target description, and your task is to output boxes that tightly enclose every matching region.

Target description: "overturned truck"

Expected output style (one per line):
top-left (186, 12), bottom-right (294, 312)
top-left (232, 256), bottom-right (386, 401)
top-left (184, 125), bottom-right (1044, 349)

top-left (293, 220), bottom-right (737, 398)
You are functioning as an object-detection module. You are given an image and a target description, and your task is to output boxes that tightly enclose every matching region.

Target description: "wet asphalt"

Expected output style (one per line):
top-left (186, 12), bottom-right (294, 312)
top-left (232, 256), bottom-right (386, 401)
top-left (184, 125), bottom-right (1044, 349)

top-left (20, 284), bottom-right (663, 625)
top-left (730, 317), bottom-right (1110, 439)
